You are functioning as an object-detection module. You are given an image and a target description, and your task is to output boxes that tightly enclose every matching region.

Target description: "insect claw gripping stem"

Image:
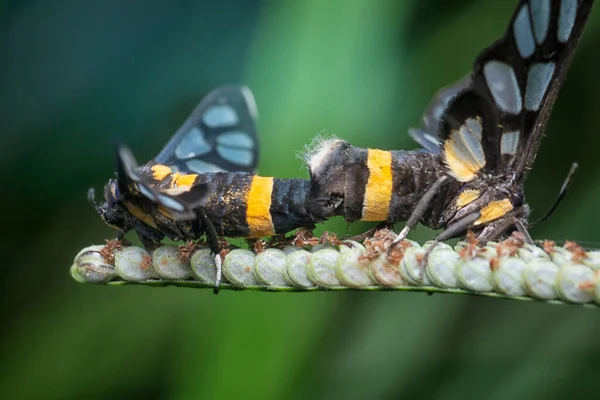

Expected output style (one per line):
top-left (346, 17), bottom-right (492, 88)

top-left (195, 207), bottom-right (224, 294)
top-left (418, 242), bottom-right (435, 279)
top-left (213, 241), bottom-right (231, 294)
top-left (393, 226), bottom-right (411, 246)
top-left (116, 231), bottom-right (132, 247)
top-left (515, 219), bottom-right (534, 245)
top-left (416, 212), bottom-right (481, 277)
top-left (213, 254), bottom-right (222, 294)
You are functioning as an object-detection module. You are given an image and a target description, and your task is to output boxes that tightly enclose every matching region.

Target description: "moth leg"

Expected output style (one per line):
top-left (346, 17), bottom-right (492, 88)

top-left (135, 223), bottom-right (164, 252)
top-left (390, 175), bottom-right (448, 247)
top-left (116, 230), bottom-right (132, 247)
top-left (419, 212), bottom-right (480, 276)
top-left (476, 210), bottom-right (532, 244)
top-left (514, 219), bottom-right (534, 245)
top-left (214, 254), bottom-right (222, 294)
top-left (197, 207), bottom-right (222, 294)
top-left (137, 234), bottom-right (155, 251)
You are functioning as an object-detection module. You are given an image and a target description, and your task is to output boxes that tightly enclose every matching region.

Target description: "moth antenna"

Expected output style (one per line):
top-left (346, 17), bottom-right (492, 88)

top-left (531, 162), bottom-right (578, 228)
top-left (87, 188), bottom-right (100, 209)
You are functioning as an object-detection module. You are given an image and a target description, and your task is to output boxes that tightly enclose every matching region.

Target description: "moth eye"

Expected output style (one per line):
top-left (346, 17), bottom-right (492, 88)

top-left (106, 180), bottom-right (122, 205)
top-left (511, 190), bottom-right (525, 207)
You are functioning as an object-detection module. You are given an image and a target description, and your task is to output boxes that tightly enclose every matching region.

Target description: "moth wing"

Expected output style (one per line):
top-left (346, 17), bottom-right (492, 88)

top-left (154, 85), bottom-right (259, 174)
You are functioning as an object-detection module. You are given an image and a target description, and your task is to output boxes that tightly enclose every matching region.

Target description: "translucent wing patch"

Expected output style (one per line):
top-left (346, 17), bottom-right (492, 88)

top-left (443, 117), bottom-right (486, 182)
top-left (203, 104), bottom-right (239, 127)
top-left (501, 130), bottom-right (520, 155)
top-left (215, 131), bottom-right (255, 166)
top-left (408, 128), bottom-right (442, 154)
top-left (174, 127), bottom-right (211, 159)
top-left (409, 75), bottom-right (472, 154)
top-left (530, 0), bottom-right (551, 44)
top-left (186, 159), bottom-right (225, 173)
top-left (558, 0), bottom-right (578, 42)
top-left (525, 62), bottom-right (556, 111)
top-left (482, 61), bottom-right (522, 114)
top-left (154, 85), bottom-right (259, 174)
top-left (514, 5), bottom-right (536, 57)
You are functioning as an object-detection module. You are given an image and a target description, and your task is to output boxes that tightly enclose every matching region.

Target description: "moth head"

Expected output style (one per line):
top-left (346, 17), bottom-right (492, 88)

top-left (88, 179), bottom-right (135, 233)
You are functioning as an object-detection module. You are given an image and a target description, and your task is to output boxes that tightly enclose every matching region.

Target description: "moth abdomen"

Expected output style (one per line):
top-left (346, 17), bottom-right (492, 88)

top-left (199, 173), bottom-right (315, 238)
top-left (306, 139), bottom-right (451, 226)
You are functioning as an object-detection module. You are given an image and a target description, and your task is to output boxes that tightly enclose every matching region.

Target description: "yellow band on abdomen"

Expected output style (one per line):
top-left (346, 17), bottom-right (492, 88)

top-left (246, 176), bottom-right (275, 237)
top-left (361, 149), bottom-right (393, 221)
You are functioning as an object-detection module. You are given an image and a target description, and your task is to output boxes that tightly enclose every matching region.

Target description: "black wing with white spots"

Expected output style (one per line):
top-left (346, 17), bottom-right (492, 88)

top-left (411, 0), bottom-right (594, 184)
top-left (154, 85), bottom-right (260, 174)
top-left (472, 0), bottom-right (594, 179)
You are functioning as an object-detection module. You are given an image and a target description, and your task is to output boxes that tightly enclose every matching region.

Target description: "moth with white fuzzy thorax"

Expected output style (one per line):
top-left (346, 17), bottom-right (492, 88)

top-left (307, 0), bottom-right (594, 258)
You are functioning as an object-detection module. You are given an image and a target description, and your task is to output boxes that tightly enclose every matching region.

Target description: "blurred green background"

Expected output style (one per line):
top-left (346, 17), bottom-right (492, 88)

top-left (3, 0), bottom-right (600, 398)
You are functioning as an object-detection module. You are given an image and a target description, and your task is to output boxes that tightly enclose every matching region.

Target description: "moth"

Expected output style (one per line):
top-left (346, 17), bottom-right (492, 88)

top-left (307, 0), bottom-right (594, 257)
top-left (89, 86), bottom-right (317, 292)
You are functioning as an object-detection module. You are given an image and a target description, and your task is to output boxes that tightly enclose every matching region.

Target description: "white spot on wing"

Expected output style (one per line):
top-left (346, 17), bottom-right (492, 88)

top-left (423, 133), bottom-right (440, 146)
top-left (445, 117), bottom-right (486, 181)
top-left (157, 194), bottom-right (185, 211)
top-left (514, 5), bottom-right (535, 58)
top-left (216, 131), bottom-right (255, 149)
top-left (454, 118), bottom-right (485, 166)
top-left (525, 62), bottom-right (556, 111)
top-left (530, 0), bottom-right (551, 44)
top-left (137, 184), bottom-right (157, 201)
top-left (501, 130), bottom-right (520, 155)
top-left (558, 0), bottom-right (577, 43)
top-left (216, 146), bottom-right (254, 166)
top-left (175, 127), bottom-right (211, 159)
top-left (483, 61), bottom-right (523, 114)
top-left (464, 118), bottom-right (482, 141)
top-left (186, 159), bottom-right (225, 174)
top-left (203, 105), bottom-right (239, 128)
